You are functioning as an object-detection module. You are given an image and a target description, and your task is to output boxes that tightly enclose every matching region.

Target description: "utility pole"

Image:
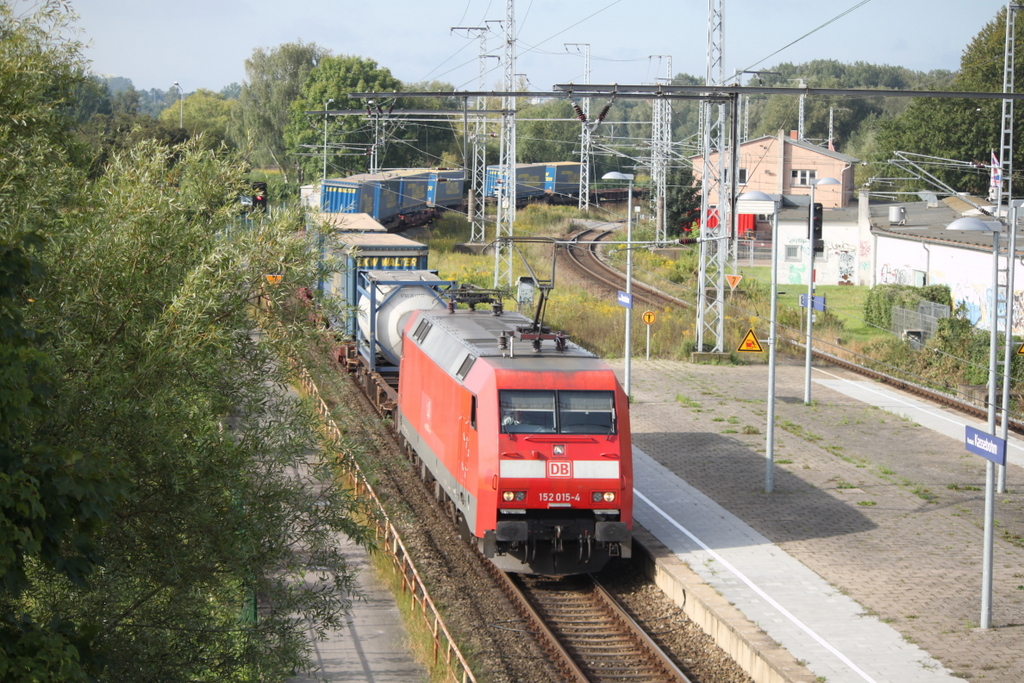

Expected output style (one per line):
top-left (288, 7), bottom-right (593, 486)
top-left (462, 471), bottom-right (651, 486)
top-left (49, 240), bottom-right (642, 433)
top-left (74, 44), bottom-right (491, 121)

top-left (696, 0), bottom-right (729, 353)
top-left (494, 0), bottom-right (517, 287)
top-left (566, 43), bottom-right (592, 211)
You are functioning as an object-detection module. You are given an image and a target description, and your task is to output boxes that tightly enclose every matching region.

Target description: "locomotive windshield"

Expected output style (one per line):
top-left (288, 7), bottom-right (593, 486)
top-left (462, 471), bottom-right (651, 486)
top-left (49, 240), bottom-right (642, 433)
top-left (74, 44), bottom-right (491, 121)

top-left (499, 390), bottom-right (616, 434)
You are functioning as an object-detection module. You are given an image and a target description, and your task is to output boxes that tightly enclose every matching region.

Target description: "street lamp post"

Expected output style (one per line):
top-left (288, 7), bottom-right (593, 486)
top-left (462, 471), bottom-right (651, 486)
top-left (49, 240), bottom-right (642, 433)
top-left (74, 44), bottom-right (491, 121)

top-left (947, 215), bottom-right (1005, 630)
top-left (173, 81), bottom-right (183, 129)
top-left (737, 191), bottom-right (780, 493)
top-left (322, 98), bottom-right (335, 181)
top-left (803, 176), bottom-right (840, 404)
top-left (603, 171), bottom-right (635, 397)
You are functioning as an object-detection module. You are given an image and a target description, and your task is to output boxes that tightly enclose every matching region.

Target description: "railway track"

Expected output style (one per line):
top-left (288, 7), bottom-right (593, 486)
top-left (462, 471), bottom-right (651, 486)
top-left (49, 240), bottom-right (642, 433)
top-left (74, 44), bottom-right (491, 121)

top-left (485, 564), bottom-right (693, 683)
top-left (563, 222), bottom-right (1024, 438)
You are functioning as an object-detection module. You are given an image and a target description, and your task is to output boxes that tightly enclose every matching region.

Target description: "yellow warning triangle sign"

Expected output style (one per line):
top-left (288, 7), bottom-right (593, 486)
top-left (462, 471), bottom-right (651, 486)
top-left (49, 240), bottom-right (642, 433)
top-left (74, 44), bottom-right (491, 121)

top-left (726, 274), bottom-right (743, 290)
top-left (737, 328), bottom-right (764, 353)
top-left (1017, 339), bottom-right (1024, 356)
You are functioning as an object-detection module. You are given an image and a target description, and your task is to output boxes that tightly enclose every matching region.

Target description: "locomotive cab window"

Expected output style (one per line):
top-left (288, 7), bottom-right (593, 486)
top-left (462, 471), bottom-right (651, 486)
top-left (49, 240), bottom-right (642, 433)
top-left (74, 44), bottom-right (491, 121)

top-left (558, 391), bottom-right (615, 434)
top-left (500, 390), bottom-right (616, 435)
top-left (500, 391), bottom-right (556, 433)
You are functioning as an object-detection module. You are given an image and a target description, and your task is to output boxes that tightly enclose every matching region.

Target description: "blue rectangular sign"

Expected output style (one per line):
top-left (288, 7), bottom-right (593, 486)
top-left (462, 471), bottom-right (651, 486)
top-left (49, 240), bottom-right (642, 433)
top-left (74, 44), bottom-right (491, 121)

top-left (965, 426), bottom-right (1007, 466)
top-left (617, 290), bottom-right (633, 309)
top-left (798, 294), bottom-right (826, 312)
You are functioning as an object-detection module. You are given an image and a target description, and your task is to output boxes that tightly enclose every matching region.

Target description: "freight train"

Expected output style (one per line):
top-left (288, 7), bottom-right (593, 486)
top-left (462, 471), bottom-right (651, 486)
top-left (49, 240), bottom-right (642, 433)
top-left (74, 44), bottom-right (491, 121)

top-left (304, 161), bottom-right (638, 232)
top-left (318, 230), bottom-right (633, 575)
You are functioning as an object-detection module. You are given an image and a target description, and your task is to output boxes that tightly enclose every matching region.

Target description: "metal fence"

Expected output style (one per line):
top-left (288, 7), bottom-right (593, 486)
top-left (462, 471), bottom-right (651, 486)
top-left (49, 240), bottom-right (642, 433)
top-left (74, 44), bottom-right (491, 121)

top-left (734, 239), bottom-right (773, 266)
top-left (297, 366), bottom-right (477, 683)
top-left (892, 301), bottom-right (950, 347)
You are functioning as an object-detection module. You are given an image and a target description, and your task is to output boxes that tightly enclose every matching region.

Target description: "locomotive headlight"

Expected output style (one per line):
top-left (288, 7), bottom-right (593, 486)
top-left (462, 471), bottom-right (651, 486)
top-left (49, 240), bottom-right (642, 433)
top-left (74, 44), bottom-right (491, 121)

top-left (594, 491), bottom-right (616, 503)
top-left (503, 491), bottom-right (515, 502)
top-left (515, 491), bottom-right (526, 502)
top-left (603, 491), bottom-right (616, 503)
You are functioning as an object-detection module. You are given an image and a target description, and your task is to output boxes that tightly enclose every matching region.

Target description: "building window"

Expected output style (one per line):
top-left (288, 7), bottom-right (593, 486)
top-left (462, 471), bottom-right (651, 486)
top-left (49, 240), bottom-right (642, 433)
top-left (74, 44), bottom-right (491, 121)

top-left (785, 245), bottom-right (801, 261)
top-left (724, 167), bottom-right (749, 185)
top-left (791, 169), bottom-right (816, 186)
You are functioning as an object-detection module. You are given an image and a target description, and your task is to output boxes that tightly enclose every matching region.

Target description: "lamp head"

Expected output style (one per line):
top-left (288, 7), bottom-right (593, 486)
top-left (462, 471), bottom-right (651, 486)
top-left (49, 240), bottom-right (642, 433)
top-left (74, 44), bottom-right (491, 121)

top-left (810, 176), bottom-right (840, 187)
top-left (602, 171), bottom-right (634, 182)
top-left (946, 217), bottom-right (1001, 232)
top-left (737, 190), bottom-right (772, 201)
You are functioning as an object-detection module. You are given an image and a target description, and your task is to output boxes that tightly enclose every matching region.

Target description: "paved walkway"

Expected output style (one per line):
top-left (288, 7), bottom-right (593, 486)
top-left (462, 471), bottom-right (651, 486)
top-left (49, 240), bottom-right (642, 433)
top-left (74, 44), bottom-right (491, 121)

top-left (288, 534), bottom-right (427, 683)
top-left (618, 357), bottom-right (1024, 683)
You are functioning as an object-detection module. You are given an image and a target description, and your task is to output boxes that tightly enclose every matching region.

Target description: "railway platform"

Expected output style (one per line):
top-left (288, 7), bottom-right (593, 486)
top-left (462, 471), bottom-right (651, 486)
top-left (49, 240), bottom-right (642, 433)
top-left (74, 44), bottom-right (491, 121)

top-left (620, 357), bottom-right (1024, 683)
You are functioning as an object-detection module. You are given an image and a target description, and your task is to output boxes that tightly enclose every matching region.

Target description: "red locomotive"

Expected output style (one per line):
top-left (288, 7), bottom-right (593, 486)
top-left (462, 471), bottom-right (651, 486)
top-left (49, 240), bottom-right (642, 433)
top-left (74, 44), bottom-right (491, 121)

top-left (396, 303), bottom-right (632, 575)
top-left (322, 230), bottom-right (631, 575)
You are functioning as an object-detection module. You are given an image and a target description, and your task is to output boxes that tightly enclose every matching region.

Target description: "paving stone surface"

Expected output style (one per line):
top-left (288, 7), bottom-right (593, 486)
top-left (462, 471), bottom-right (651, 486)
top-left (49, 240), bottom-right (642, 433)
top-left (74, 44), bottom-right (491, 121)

top-left (618, 357), bottom-right (1024, 683)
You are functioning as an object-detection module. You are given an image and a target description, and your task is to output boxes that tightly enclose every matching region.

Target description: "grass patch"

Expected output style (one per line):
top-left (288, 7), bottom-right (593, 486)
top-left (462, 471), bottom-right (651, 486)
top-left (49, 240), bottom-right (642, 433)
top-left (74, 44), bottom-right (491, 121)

top-left (777, 419), bottom-right (822, 441)
top-left (740, 267), bottom-right (883, 346)
top-left (676, 394), bottom-right (701, 409)
top-left (912, 486), bottom-right (937, 502)
top-left (857, 500), bottom-right (877, 506)
top-left (1002, 530), bottom-right (1024, 548)
top-left (741, 425), bottom-right (760, 435)
top-left (369, 548), bottom-right (480, 682)
top-left (947, 483), bottom-right (982, 491)
top-left (775, 459), bottom-right (793, 464)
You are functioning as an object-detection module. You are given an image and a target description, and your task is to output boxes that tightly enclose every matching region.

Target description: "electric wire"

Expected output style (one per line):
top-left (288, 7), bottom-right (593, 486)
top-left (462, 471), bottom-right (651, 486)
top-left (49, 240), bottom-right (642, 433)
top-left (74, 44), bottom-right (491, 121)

top-left (740, 0), bottom-right (875, 75)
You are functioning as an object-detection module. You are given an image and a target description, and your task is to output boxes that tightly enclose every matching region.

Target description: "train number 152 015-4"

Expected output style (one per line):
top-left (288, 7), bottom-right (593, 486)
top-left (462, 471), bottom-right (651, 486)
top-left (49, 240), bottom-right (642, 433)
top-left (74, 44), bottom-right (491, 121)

top-left (538, 492), bottom-right (580, 503)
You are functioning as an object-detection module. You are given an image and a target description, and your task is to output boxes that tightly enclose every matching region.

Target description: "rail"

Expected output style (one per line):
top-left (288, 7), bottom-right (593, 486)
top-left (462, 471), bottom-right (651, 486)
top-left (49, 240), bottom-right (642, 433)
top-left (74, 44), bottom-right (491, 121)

top-left (295, 364), bottom-right (477, 683)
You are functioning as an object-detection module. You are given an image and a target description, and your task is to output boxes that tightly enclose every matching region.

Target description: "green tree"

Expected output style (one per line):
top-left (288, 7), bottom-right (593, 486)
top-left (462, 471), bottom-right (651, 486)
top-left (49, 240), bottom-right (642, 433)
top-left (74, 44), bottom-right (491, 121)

top-left (237, 42), bottom-right (327, 182)
top-left (1, 5), bottom-right (366, 679)
top-left (665, 166), bottom-right (700, 237)
top-left (30, 139), bottom-right (366, 682)
top-left (0, 3), bottom-right (116, 679)
top-left (285, 54), bottom-right (402, 182)
top-left (875, 8), bottom-right (1020, 194)
top-left (517, 99), bottom-right (578, 163)
top-left (158, 87), bottom-right (237, 145)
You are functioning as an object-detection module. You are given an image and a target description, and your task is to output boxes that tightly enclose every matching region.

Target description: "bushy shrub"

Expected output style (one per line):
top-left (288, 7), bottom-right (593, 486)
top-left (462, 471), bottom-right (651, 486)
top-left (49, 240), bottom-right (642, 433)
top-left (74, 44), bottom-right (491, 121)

top-left (863, 283), bottom-right (951, 329)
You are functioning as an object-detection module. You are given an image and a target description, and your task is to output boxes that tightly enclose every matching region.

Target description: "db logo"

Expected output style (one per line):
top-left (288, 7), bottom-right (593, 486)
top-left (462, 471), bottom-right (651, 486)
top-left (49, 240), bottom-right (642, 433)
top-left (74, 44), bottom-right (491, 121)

top-left (547, 461), bottom-right (572, 478)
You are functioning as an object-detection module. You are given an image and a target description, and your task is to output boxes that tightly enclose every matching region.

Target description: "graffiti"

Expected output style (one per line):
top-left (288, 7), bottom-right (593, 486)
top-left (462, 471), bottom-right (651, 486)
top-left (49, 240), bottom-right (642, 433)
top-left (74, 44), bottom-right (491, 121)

top-left (952, 281), bottom-right (983, 325)
top-left (1011, 290), bottom-right (1024, 333)
top-left (837, 250), bottom-right (855, 285)
top-left (859, 240), bottom-right (872, 258)
top-left (879, 263), bottom-right (911, 285)
top-left (787, 262), bottom-right (807, 285)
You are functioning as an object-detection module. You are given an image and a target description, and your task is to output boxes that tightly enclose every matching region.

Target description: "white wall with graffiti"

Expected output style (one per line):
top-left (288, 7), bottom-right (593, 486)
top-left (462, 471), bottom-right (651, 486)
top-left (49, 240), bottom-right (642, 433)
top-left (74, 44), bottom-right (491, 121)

top-left (775, 217), bottom-right (870, 287)
top-left (874, 234), bottom-right (1024, 334)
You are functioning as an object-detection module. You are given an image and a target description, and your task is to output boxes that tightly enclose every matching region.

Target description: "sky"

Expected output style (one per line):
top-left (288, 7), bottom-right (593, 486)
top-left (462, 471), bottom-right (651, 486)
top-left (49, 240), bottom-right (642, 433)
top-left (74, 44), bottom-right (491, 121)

top-left (67, 0), bottom-right (1009, 95)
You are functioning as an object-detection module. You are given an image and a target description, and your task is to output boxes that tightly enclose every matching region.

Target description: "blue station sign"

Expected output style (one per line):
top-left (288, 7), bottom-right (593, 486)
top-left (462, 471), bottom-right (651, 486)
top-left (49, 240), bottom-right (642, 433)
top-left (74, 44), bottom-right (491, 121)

top-left (617, 290), bottom-right (633, 309)
top-left (965, 425), bottom-right (1006, 466)
top-left (798, 294), bottom-right (827, 312)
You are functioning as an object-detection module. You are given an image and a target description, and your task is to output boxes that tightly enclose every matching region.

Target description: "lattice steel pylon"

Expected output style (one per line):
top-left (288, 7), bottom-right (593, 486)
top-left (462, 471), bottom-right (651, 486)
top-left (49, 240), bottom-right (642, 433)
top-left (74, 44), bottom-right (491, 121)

top-left (453, 26), bottom-right (491, 243)
top-left (651, 57), bottom-right (672, 244)
top-left (696, 0), bottom-right (729, 353)
top-left (494, 0), bottom-right (517, 287)
top-left (996, 2), bottom-right (1021, 497)
top-left (566, 43), bottom-right (591, 211)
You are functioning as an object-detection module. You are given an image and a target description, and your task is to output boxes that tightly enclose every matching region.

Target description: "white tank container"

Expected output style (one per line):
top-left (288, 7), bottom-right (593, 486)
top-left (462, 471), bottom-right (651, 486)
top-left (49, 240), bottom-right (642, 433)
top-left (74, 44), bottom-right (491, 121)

top-left (358, 271), bottom-right (446, 364)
